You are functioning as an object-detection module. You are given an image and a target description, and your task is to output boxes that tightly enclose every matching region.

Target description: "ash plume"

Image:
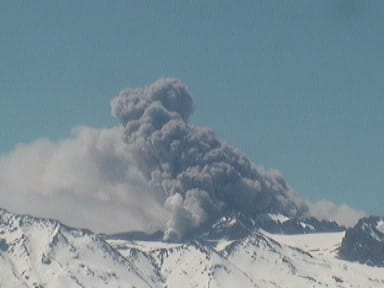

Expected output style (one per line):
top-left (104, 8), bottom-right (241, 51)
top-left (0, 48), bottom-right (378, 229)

top-left (0, 78), bottom-right (364, 239)
top-left (111, 78), bottom-right (307, 240)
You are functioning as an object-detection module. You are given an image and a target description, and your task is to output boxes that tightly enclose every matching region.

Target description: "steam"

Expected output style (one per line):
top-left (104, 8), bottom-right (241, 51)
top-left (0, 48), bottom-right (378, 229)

top-left (0, 78), bottom-right (364, 239)
top-left (0, 127), bottom-right (168, 233)
top-left (307, 200), bottom-right (366, 227)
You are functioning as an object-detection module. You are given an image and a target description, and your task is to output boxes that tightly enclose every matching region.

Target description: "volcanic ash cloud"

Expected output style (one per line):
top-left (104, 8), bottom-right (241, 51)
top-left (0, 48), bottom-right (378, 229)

top-left (0, 78), bottom-right (364, 239)
top-left (111, 78), bottom-right (307, 240)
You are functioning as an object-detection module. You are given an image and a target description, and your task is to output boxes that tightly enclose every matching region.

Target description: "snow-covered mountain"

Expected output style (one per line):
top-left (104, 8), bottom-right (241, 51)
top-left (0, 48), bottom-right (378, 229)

top-left (1, 208), bottom-right (384, 288)
top-left (200, 212), bottom-right (344, 240)
top-left (339, 216), bottom-right (384, 267)
top-left (0, 208), bottom-right (161, 288)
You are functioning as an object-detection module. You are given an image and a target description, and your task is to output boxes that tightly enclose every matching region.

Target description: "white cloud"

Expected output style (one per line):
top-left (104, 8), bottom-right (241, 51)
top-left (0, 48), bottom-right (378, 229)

top-left (0, 126), bottom-right (168, 233)
top-left (306, 199), bottom-right (366, 227)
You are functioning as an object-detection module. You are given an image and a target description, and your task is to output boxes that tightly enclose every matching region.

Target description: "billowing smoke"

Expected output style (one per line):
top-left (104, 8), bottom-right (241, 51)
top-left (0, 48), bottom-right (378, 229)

top-left (111, 78), bottom-right (307, 239)
top-left (306, 200), bottom-right (366, 227)
top-left (0, 78), bottom-right (364, 239)
top-left (0, 127), bottom-right (169, 233)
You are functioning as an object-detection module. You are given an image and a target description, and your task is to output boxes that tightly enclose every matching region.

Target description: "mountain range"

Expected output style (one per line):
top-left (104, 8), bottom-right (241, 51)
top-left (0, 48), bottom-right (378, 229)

top-left (1, 208), bottom-right (383, 288)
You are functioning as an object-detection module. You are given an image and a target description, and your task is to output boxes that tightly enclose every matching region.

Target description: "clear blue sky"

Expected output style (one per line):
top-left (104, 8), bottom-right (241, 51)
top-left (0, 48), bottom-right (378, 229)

top-left (0, 1), bottom-right (383, 215)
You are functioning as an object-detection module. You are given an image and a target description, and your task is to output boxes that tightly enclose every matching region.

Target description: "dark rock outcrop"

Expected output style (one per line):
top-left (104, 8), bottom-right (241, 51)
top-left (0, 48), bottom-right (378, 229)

top-left (339, 216), bottom-right (384, 267)
top-left (200, 212), bottom-right (344, 241)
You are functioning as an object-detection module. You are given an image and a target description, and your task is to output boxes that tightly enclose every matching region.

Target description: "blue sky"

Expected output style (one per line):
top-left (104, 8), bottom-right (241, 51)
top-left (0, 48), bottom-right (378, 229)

top-left (0, 1), bottom-right (383, 216)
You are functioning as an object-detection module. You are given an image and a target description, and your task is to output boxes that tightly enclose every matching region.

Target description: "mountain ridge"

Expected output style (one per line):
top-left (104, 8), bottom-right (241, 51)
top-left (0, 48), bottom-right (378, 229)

top-left (1, 208), bottom-right (384, 287)
top-left (339, 216), bottom-right (384, 267)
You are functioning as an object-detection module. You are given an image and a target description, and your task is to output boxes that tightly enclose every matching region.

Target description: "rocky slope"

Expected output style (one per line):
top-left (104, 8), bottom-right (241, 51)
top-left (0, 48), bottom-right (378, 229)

top-left (1, 208), bottom-right (384, 288)
top-left (339, 216), bottom-right (384, 267)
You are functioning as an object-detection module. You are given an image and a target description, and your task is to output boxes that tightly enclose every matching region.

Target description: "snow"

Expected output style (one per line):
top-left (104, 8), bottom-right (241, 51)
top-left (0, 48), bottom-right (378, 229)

top-left (263, 230), bottom-right (344, 256)
top-left (299, 221), bottom-right (315, 230)
top-left (263, 231), bottom-right (384, 287)
top-left (108, 239), bottom-right (182, 252)
top-left (0, 209), bottom-right (158, 288)
top-left (108, 230), bottom-right (384, 288)
top-left (214, 239), bottom-right (235, 251)
top-left (1, 209), bottom-right (384, 288)
top-left (376, 220), bottom-right (384, 234)
top-left (268, 213), bottom-right (290, 223)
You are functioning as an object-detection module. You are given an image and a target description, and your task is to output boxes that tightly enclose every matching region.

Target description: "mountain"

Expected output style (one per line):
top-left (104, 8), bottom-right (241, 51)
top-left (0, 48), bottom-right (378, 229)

top-left (339, 216), bottom-right (384, 267)
top-left (106, 212), bottom-right (344, 243)
top-left (0, 208), bottom-right (160, 288)
top-left (1, 208), bottom-right (384, 287)
top-left (198, 212), bottom-right (344, 240)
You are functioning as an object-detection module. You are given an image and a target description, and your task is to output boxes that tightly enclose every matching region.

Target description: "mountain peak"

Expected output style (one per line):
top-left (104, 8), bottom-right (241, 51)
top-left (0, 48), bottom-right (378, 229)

top-left (1, 209), bottom-right (384, 287)
top-left (339, 216), bottom-right (384, 267)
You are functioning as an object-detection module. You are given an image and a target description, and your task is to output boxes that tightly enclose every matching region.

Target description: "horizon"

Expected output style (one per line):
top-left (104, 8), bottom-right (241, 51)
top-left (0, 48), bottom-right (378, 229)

top-left (0, 1), bottom-right (383, 233)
